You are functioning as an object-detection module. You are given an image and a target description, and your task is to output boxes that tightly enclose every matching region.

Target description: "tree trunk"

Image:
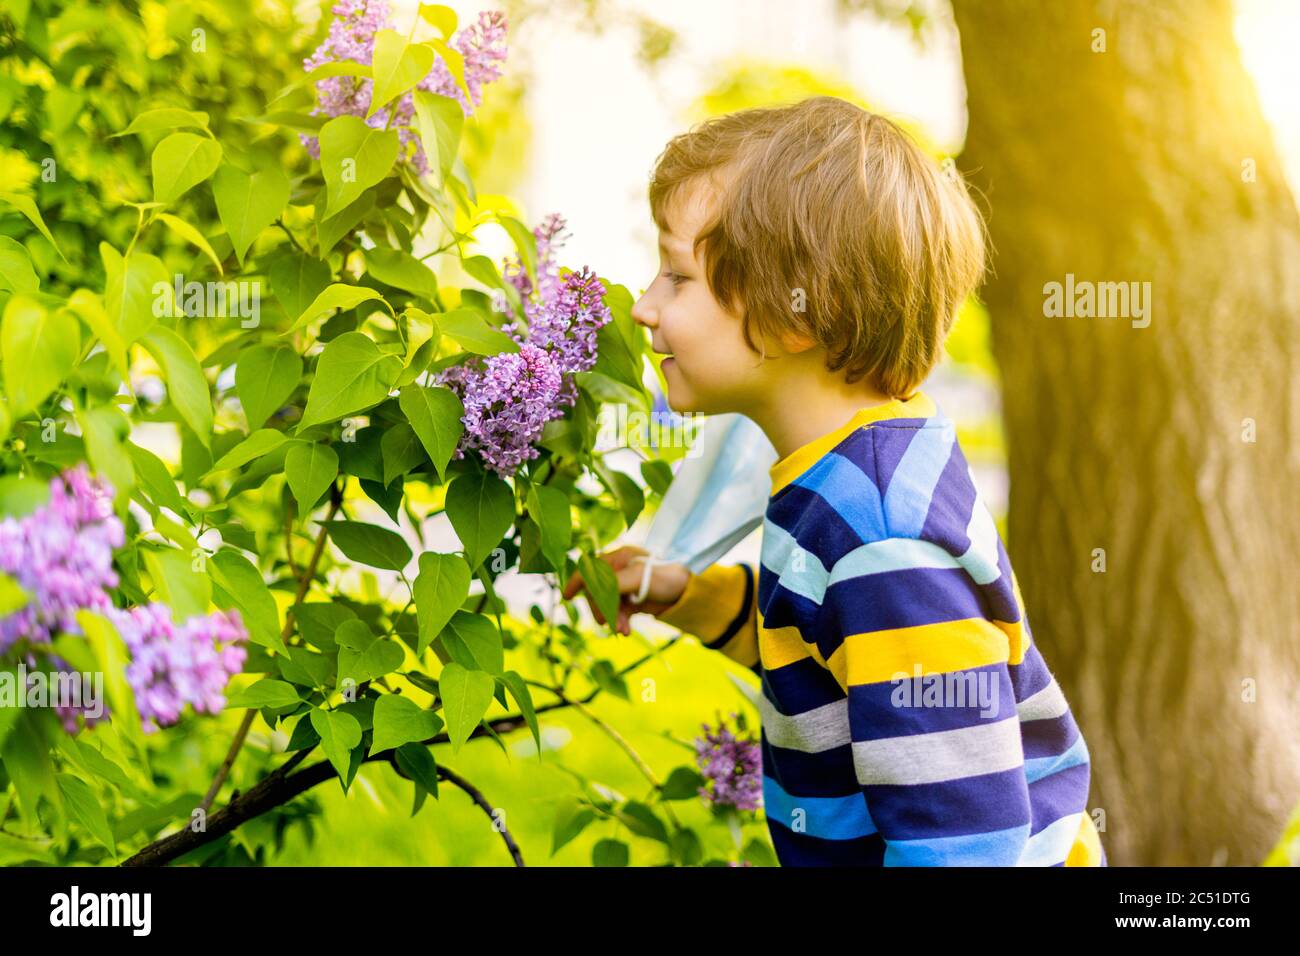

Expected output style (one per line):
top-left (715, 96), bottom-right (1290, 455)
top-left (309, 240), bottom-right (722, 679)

top-left (951, 0), bottom-right (1300, 866)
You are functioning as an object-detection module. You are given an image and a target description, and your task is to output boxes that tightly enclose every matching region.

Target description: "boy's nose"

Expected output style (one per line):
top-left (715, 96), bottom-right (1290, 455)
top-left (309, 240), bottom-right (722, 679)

top-left (631, 290), bottom-right (657, 329)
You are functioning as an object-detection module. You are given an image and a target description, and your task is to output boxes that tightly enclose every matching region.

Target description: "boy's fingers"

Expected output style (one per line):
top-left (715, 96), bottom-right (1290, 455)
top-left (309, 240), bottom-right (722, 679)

top-left (560, 570), bottom-right (584, 600)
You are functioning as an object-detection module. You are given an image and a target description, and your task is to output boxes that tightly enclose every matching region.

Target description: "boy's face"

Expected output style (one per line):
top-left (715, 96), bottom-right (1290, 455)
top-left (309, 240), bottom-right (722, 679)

top-left (632, 178), bottom-right (778, 415)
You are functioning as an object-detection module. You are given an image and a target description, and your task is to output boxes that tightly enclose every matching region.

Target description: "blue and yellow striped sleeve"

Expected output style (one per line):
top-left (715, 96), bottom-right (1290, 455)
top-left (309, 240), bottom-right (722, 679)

top-left (819, 537), bottom-right (1033, 865)
top-left (656, 562), bottom-right (760, 669)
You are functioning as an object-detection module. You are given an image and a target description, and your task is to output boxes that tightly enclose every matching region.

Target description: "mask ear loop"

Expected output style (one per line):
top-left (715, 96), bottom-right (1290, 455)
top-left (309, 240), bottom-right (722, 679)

top-left (629, 554), bottom-right (659, 605)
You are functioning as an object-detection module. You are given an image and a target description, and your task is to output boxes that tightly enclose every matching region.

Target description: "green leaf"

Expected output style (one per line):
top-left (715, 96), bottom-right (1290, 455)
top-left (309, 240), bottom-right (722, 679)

top-left (319, 115), bottom-right (399, 217)
top-left (209, 550), bottom-right (286, 655)
top-left (298, 59), bottom-right (372, 87)
top-left (579, 551), bottom-right (620, 629)
top-left (77, 405), bottom-right (135, 505)
top-left (337, 635), bottom-right (405, 685)
top-left (316, 189), bottom-right (375, 256)
top-left (619, 801), bottom-right (670, 843)
top-left (227, 679), bottom-right (302, 709)
top-left (552, 800), bottom-right (597, 855)
top-left (297, 332), bottom-right (402, 432)
top-left (435, 307), bottom-right (518, 355)
top-left (438, 661), bottom-right (494, 753)
top-left (102, 246), bottom-right (167, 347)
top-left (292, 602), bottom-right (356, 652)
top-left (126, 442), bottom-right (189, 516)
top-left (365, 247), bottom-right (438, 299)
top-left (499, 670), bottom-right (540, 755)
top-left (1, 293), bottom-right (79, 417)
top-left (285, 442), bottom-right (338, 514)
top-left (417, 4), bottom-right (457, 40)
top-left (368, 30), bottom-right (437, 119)
top-left (142, 546), bottom-right (210, 621)
top-left (155, 213), bottom-right (223, 275)
top-left (441, 610), bottom-right (503, 675)
top-left (141, 327), bottom-right (213, 446)
top-left (212, 163), bottom-right (290, 265)
top-left (398, 384), bottom-right (463, 481)
top-left (1, 712), bottom-right (63, 835)
top-left (411, 90), bottom-right (463, 186)
top-left (0, 236), bottom-right (38, 293)
top-left (640, 459), bottom-right (674, 495)
top-left (151, 132), bottom-right (222, 204)
top-left (495, 214), bottom-right (538, 287)
top-left (395, 742), bottom-right (439, 800)
top-left (286, 283), bottom-right (388, 334)
top-left (0, 192), bottom-right (65, 259)
top-left (236, 345), bottom-right (302, 429)
top-left (64, 290), bottom-right (127, 381)
top-left (527, 484), bottom-right (572, 575)
top-left (322, 519), bottom-right (412, 570)
top-left (56, 774), bottom-right (116, 855)
top-left (77, 610), bottom-right (145, 756)
top-left (593, 839), bottom-right (629, 867)
top-left (0, 570), bottom-right (26, 616)
top-left (413, 551), bottom-right (471, 653)
top-left (335, 618), bottom-right (376, 652)
top-left (661, 766), bottom-right (707, 801)
top-left (204, 428), bottom-right (287, 476)
top-left (371, 694), bottom-right (442, 752)
top-left (381, 422), bottom-right (425, 486)
top-left (268, 251), bottom-right (332, 324)
top-left (445, 470), bottom-right (514, 568)
top-left (112, 108), bottom-right (210, 138)
top-left (310, 707), bottom-right (363, 781)
top-left (429, 37), bottom-right (470, 99)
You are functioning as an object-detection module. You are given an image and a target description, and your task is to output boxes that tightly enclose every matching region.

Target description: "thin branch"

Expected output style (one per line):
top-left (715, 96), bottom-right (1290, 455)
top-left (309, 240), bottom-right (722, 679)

top-left (125, 627), bottom-right (684, 866)
top-left (197, 493), bottom-right (341, 815)
top-left (386, 754), bottom-right (525, 866)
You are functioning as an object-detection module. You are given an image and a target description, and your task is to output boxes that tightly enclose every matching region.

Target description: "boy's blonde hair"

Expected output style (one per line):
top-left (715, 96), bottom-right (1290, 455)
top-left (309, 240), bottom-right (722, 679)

top-left (648, 96), bottom-right (987, 398)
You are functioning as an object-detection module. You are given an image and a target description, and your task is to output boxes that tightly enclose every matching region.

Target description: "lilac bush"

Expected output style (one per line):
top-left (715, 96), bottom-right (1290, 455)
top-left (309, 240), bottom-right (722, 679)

top-left (300, 0), bottom-right (508, 175)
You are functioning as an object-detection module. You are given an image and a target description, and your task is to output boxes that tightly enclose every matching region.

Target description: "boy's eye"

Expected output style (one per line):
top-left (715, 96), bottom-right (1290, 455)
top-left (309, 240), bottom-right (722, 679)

top-left (662, 271), bottom-right (688, 286)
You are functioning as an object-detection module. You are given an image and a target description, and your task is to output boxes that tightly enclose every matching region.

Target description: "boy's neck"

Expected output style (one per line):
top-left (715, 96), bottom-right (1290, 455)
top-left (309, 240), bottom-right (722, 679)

top-left (741, 364), bottom-right (897, 461)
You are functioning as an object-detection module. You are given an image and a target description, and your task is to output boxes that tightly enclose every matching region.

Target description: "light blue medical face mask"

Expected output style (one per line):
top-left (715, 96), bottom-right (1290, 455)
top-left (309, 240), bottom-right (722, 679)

top-left (641, 413), bottom-right (777, 574)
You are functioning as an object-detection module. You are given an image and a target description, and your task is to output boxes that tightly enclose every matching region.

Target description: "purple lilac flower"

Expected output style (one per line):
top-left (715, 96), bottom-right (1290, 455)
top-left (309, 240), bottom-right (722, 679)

top-left (504, 213), bottom-right (569, 322)
top-left (299, 1), bottom-right (508, 175)
top-left (436, 216), bottom-right (612, 477)
top-left (694, 712), bottom-right (763, 811)
top-left (0, 465), bottom-right (250, 734)
top-left (115, 604), bottom-right (248, 734)
top-left (448, 342), bottom-right (565, 476)
top-left (0, 464), bottom-right (122, 654)
top-left (529, 267), bottom-right (613, 376)
top-left (15, 651), bottom-right (112, 735)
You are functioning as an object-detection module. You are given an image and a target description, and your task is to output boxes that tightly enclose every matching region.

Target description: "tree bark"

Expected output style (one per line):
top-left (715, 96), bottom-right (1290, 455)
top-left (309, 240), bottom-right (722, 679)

top-left (951, 0), bottom-right (1300, 865)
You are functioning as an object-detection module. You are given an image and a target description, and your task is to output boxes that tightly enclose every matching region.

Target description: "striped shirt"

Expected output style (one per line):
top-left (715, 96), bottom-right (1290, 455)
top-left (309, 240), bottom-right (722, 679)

top-left (659, 391), bottom-right (1105, 866)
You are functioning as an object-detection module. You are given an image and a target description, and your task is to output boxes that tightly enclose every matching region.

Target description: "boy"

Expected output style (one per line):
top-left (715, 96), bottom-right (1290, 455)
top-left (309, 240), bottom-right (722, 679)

top-left (564, 97), bottom-right (1105, 867)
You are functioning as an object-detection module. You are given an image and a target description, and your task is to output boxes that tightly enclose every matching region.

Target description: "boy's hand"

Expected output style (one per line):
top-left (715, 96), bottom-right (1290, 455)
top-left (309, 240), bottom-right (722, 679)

top-left (560, 544), bottom-right (691, 635)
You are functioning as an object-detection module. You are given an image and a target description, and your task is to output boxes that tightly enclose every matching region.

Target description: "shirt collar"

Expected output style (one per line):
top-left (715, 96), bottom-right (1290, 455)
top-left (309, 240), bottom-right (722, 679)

top-left (767, 391), bottom-right (937, 495)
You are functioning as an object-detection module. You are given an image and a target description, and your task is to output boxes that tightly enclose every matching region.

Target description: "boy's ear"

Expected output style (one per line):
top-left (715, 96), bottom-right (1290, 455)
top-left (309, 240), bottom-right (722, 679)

top-left (777, 328), bottom-right (818, 353)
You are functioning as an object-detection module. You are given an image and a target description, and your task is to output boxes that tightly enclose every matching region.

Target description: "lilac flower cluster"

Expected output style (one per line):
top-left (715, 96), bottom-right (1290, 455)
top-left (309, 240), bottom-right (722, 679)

top-left (0, 465), bottom-right (249, 734)
top-left (117, 603), bottom-right (248, 734)
top-left (694, 712), bottom-right (763, 811)
top-left (299, 0), bottom-right (508, 175)
top-left (435, 215), bottom-right (613, 477)
top-left (0, 465), bottom-right (123, 654)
